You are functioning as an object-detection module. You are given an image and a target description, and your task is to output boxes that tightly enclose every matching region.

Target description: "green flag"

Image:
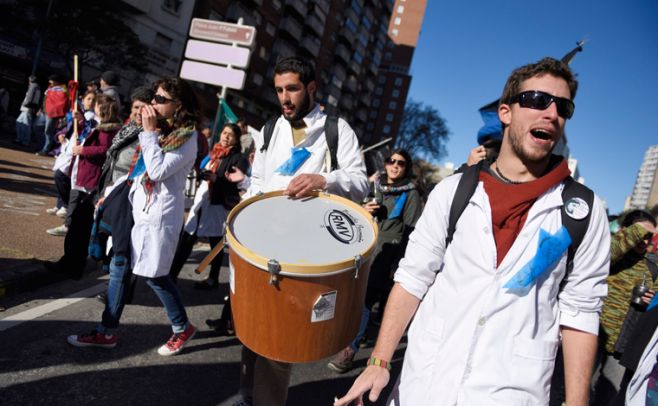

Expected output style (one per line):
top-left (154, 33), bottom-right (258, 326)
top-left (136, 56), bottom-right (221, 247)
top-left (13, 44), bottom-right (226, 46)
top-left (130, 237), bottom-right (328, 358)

top-left (212, 98), bottom-right (238, 145)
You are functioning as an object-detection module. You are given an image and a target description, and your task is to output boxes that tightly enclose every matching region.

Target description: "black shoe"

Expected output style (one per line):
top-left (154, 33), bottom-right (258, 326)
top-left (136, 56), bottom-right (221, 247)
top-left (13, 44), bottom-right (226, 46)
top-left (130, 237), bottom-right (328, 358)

top-left (194, 278), bottom-right (219, 290)
top-left (205, 318), bottom-right (235, 336)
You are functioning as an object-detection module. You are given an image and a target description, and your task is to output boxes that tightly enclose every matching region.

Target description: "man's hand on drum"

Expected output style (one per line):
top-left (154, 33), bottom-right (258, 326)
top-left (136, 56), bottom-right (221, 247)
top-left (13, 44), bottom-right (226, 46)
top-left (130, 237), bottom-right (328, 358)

top-left (333, 366), bottom-right (390, 406)
top-left (284, 173), bottom-right (327, 198)
top-left (363, 201), bottom-right (380, 214)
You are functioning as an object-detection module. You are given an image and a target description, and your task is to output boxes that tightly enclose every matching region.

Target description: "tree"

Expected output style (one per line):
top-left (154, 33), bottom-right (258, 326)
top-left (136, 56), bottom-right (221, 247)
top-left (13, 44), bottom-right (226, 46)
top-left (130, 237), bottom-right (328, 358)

top-left (394, 99), bottom-right (450, 162)
top-left (0, 0), bottom-right (145, 75)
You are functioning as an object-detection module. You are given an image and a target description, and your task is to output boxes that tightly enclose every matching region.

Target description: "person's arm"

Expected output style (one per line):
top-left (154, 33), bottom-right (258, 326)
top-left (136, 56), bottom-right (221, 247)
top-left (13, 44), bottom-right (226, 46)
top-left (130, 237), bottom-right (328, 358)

top-left (610, 222), bottom-right (656, 263)
top-left (561, 326), bottom-right (598, 406)
top-left (334, 283), bottom-right (420, 406)
top-left (242, 127), bottom-right (265, 199)
top-left (79, 129), bottom-right (114, 157)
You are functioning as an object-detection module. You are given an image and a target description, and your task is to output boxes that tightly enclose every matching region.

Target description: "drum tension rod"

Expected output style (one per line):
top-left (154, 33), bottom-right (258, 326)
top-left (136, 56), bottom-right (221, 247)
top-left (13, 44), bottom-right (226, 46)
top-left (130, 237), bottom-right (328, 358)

top-left (268, 259), bottom-right (281, 286)
top-left (354, 255), bottom-right (362, 279)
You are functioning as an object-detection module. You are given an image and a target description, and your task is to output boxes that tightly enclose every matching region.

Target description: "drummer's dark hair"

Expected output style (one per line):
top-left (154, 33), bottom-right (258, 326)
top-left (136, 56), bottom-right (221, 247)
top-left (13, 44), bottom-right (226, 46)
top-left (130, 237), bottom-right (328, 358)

top-left (274, 56), bottom-right (316, 86)
top-left (387, 148), bottom-right (414, 180)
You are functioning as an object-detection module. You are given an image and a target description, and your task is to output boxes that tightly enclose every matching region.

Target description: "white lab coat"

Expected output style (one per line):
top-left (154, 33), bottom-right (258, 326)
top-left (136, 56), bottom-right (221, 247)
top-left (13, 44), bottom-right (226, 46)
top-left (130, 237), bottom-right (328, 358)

top-left (183, 162), bottom-right (228, 238)
top-left (626, 325), bottom-right (658, 405)
top-left (390, 173), bottom-right (610, 405)
top-left (129, 129), bottom-right (197, 278)
top-left (243, 103), bottom-right (368, 203)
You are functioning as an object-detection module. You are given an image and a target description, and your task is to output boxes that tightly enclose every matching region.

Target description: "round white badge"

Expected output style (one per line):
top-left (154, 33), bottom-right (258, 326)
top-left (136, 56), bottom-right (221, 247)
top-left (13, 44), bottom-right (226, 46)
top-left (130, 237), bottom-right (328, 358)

top-left (565, 197), bottom-right (590, 220)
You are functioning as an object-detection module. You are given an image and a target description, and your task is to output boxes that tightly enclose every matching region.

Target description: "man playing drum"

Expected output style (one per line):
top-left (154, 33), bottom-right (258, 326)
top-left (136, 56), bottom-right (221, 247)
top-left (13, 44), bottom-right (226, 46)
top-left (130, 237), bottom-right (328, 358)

top-left (234, 56), bottom-right (368, 406)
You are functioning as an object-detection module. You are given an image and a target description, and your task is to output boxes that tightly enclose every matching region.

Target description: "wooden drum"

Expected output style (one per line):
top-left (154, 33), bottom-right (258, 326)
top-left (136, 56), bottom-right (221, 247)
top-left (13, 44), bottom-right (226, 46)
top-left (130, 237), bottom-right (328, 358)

top-left (226, 191), bottom-right (378, 363)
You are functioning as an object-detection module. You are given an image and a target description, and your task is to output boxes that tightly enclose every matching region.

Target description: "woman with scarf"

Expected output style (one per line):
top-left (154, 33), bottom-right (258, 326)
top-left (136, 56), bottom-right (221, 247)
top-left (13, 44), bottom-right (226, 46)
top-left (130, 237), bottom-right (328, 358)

top-left (169, 123), bottom-right (247, 287)
top-left (68, 77), bottom-right (200, 357)
top-left (327, 148), bottom-right (423, 373)
top-left (45, 94), bottom-right (121, 279)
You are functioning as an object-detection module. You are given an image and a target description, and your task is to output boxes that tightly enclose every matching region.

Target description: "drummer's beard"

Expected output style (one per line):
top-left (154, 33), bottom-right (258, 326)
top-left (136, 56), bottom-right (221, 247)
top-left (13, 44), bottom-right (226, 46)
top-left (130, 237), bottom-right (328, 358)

top-left (282, 90), bottom-right (312, 123)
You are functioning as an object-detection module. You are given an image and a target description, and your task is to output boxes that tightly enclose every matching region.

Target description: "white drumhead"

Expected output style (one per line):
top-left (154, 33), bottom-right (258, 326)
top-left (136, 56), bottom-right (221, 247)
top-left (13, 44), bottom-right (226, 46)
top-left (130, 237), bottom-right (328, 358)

top-left (230, 194), bottom-right (375, 265)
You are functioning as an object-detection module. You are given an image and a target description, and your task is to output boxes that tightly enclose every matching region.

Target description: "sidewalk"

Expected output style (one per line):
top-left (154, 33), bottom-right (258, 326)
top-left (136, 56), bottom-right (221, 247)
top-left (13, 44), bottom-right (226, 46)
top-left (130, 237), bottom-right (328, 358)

top-left (0, 132), bottom-right (76, 302)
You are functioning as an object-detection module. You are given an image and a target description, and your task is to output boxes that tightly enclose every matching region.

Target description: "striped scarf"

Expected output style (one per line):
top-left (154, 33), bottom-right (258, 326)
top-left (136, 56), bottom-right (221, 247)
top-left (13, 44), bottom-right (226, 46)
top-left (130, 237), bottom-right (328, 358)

top-left (128, 125), bottom-right (196, 197)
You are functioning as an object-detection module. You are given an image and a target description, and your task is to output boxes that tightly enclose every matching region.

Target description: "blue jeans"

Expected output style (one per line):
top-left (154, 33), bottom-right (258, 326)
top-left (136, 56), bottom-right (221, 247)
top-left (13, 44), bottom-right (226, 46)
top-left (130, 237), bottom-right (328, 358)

top-left (145, 276), bottom-right (189, 333)
top-left (15, 110), bottom-right (33, 145)
top-left (41, 115), bottom-right (58, 153)
top-left (350, 307), bottom-right (371, 352)
top-left (98, 257), bottom-right (189, 334)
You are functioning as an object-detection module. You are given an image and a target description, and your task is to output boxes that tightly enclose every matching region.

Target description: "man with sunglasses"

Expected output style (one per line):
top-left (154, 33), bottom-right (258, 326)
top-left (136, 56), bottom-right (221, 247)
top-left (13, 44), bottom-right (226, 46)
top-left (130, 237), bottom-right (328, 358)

top-left (235, 56), bottom-right (368, 406)
top-left (335, 57), bottom-right (610, 406)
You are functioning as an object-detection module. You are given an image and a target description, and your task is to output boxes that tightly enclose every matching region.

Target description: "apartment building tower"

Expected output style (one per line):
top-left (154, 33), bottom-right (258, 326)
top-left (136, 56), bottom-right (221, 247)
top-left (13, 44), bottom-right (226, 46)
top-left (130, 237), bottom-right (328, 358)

top-left (628, 144), bottom-right (658, 210)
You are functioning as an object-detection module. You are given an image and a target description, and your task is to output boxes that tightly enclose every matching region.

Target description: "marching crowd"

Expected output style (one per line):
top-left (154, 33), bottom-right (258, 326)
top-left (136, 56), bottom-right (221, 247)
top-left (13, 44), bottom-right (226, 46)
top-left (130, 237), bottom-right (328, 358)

top-left (5, 54), bottom-right (658, 406)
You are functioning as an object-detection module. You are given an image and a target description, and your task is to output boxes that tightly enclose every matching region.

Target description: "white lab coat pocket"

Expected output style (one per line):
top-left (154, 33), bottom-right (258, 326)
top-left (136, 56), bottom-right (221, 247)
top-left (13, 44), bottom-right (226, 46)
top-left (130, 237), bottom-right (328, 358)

top-left (511, 335), bottom-right (558, 403)
top-left (406, 316), bottom-right (446, 375)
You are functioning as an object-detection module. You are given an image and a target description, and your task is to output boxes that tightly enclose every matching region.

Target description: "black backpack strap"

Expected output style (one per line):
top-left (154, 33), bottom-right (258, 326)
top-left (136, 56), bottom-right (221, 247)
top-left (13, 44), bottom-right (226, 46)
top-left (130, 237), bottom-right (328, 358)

top-left (561, 176), bottom-right (594, 271)
top-left (259, 116), bottom-right (278, 153)
top-left (446, 160), bottom-right (484, 246)
top-left (325, 115), bottom-right (339, 171)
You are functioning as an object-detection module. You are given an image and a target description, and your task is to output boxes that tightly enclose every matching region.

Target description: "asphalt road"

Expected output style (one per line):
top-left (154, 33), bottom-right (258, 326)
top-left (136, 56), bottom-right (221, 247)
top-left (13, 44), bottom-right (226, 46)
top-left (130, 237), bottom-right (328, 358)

top-left (0, 131), bottom-right (405, 405)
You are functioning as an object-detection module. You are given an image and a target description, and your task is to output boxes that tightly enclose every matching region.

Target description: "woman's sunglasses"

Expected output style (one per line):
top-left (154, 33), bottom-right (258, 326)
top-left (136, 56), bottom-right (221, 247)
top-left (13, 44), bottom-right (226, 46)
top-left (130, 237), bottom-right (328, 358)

top-left (385, 158), bottom-right (406, 167)
top-left (153, 94), bottom-right (177, 105)
top-left (510, 90), bottom-right (575, 119)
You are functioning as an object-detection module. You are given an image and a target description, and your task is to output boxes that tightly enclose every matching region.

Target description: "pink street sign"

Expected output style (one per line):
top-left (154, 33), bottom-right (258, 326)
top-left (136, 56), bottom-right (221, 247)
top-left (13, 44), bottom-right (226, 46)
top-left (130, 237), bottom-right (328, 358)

top-left (185, 39), bottom-right (250, 68)
top-left (179, 60), bottom-right (246, 90)
top-left (189, 18), bottom-right (256, 47)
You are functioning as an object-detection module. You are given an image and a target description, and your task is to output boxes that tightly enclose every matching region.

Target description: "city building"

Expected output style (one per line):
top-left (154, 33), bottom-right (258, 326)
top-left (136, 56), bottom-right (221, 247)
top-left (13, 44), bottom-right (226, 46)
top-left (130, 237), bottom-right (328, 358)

top-left (627, 144), bottom-right (658, 210)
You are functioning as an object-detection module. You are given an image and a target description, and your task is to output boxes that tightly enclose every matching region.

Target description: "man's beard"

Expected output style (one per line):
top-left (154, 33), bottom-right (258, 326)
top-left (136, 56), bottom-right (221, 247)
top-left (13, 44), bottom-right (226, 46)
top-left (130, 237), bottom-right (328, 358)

top-left (283, 90), bottom-right (311, 122)
top-left (508, 127), bottom-right (556, 164)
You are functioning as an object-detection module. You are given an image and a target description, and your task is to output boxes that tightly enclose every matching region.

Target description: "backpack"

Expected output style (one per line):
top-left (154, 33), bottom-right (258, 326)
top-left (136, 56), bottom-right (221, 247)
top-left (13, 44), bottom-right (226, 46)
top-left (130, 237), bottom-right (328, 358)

top-left (260, 115), bottom-right (340, 171)
top-left (44, 86), bottom-right (69, 118)
top-left (445, 160), bottom-right (594, 272)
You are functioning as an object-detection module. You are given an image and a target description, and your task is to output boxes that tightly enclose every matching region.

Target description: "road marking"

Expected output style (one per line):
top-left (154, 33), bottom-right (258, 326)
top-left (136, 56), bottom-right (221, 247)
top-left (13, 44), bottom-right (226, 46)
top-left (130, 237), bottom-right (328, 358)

top-left (0, 282), bottom-right (107, 331)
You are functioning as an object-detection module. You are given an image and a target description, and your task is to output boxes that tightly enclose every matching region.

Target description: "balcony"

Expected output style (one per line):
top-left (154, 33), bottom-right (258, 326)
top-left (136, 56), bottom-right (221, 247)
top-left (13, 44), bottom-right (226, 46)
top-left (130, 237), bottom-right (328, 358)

top-left (301, 36), bottom-right (321, 57)
top-left (340, 96), bottom-right (354, 111)
top-left (280, 16), bottom-right (303, 39)
top-left (312, 0), bottom-right (330, 15)
top-left (339, 26), bottom-right (356, 44)
top-left (349, 60), bottom-right (361, 75)
top-left (335, 44), bottom-right (351, 64)
top-left (285, 0), bottom-right (307, 18)
top-left (305, 13), bottom-right (324, 37)
top-left (345, 77), bottom-right (358, 93)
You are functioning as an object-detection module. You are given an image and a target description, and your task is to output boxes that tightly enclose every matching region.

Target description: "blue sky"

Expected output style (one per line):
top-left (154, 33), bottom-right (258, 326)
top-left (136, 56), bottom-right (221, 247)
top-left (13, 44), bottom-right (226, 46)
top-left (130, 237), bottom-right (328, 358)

top-left (407, 0), bottom-right (658, 214)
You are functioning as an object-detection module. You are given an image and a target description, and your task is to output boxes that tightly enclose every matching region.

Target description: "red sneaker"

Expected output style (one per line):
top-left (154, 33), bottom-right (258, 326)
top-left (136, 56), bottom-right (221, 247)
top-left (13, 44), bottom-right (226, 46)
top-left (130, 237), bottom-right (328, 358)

top-left (67, 331), bottom-right (117, 348)
top-left (157, 324), bottom-right (196, 356)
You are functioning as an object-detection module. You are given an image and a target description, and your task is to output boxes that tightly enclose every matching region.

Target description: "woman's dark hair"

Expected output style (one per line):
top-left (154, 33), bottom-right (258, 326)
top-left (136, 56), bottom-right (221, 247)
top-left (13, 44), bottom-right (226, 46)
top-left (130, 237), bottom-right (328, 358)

top-left (152, 77), bottom-right (200, 129)
top-left (622, 209), bottom-right (657, 228)
top-left (223, 123), bottom-right (242, 150)
top-left (130, 86), bottom-right (154, 104)
top-left (94, 94), bottom-right (120, 123)
top-left (387, 148), bottom-right (414, 180)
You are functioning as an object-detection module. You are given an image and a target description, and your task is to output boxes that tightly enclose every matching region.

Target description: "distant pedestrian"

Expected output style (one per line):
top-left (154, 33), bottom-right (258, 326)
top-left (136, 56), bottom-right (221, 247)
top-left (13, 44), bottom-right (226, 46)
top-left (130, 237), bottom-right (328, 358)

top-left (38, 74), bottom-right (69, 156)
top-left (15, 75), bottom-right (41, 146)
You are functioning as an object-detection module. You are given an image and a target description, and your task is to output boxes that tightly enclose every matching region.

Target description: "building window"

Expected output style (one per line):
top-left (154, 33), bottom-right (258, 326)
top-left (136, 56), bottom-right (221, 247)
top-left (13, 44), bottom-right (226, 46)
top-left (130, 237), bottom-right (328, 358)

top-left (392, 89), bottom-right (400, 98)
top-left (259, 46), bottom-right (267, 59)
top-left (394, 77), bottom-right (403, 87)
top-left (154, 33), bottom-right (172, 52)
top-left (354, 51), bottom-right (363, 64)
top-left (252, 73), bottom-right (263, 86)
top-left (394, 17), bottom-right (402, 25)
top-left (375, 87), bottom-right (383, 96)
top-left (273, 0), bottom-right (282, 10)
top-left (385, 113), bottom-right (393, 122)
top-left (162, 0), bottom-right (183, 15)
top-left (266, 22), bottom-right (276, 37)
top-left (362, 15), bottom-right (372, 30)
top-left (391, 28), bottom-right (398, 37)
top-left (378, 76), bottom-right (386, 84)
top-left (383, 125), bottom-right (391, 134)
top-left (388, 101), bottom-right (397, 110)
top-left (369, 111), bottom-right (377, 119)
top-left (351, 0), bottom-right (362, 14)
top-left (345, 18), bottom-right (358, 33)
top-left (373, 98), bottom-right (381, 107)
top-left (367, 122), bottom-right (374, 130)
top-left (397, 5), bottom-right (405, 13)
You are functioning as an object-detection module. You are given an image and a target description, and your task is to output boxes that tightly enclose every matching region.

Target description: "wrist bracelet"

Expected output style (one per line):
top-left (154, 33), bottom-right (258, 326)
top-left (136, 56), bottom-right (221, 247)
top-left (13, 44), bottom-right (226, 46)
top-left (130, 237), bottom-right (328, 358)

top-left (367, 356), bottom-right (392, 371)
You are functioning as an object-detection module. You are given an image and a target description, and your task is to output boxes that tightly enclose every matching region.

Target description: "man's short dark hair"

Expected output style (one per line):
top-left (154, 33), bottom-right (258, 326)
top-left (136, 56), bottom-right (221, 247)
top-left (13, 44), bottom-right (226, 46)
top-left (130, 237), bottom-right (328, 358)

top-left (500, 57), bottom-right (578, 106)
top-left (130, 86), bottom-right (154, 104)
top-left (274, 56), bottom-right (316, 86)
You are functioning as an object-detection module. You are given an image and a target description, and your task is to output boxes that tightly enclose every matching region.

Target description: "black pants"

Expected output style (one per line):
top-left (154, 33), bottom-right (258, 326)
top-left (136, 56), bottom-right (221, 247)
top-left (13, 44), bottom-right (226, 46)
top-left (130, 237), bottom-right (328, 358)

top-left (168, 231), bottom-right (224, 283)
top-left (59, 190), bottom-right (95, 279)
top-left (53, 169), bottom-right (70, 209)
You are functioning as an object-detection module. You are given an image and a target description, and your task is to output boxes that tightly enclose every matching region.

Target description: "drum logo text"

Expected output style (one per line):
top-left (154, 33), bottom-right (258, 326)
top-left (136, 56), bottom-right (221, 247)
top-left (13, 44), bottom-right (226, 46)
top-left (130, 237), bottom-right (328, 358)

top-left (324, 210), bottom-right (361, 244)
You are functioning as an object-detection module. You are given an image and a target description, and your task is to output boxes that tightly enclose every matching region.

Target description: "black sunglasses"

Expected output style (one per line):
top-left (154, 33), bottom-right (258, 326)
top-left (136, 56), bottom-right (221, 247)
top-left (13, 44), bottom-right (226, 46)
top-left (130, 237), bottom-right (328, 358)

top-left (385, 158), bottom-right (407, 167)
top-left (510, 90), bottom-right (575, 119)
top-left (153, 94), bottom-right (177, 105)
